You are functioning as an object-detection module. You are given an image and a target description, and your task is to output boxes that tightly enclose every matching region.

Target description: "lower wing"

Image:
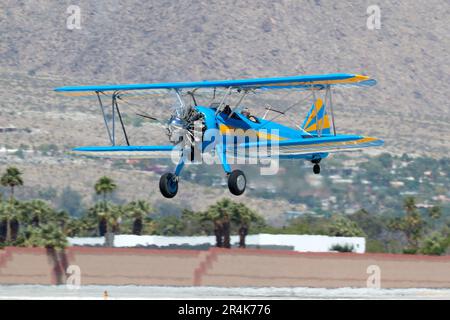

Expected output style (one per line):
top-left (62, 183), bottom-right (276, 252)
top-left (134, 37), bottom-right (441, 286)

top-left (72, 145), bottom-right (179, 159)
top-left (71, 135), bottom-right (383, 159)
top-left (235, 134), bottom-right (384, 158)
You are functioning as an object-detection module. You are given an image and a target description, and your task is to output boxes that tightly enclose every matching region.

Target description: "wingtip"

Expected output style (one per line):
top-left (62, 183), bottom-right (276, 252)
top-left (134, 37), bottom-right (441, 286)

top-left (354, 74), bottom-right (370, 81)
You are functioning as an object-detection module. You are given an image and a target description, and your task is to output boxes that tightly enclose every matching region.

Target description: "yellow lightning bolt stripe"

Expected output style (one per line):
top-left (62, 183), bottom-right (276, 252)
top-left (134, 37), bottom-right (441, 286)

top-left (305, 115), bottom-right (331, 132)
top-left (304, 98), bottom-right (323, 129)
top-left (219, 124), bottom-right (287, 141)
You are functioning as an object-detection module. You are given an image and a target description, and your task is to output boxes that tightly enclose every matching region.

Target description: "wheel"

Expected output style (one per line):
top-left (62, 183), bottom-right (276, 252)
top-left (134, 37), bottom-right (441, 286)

top-left (228, 170), bottom-right (246, 196)
top-left (159, 173), bottom-right (179, 198)
top-left (313, 164), bottom-right (321, 175)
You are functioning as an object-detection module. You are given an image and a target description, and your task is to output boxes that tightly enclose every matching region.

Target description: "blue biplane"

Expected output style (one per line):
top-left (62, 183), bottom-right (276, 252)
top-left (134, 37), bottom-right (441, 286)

top-left (55, 73), bottom-right (383, 198)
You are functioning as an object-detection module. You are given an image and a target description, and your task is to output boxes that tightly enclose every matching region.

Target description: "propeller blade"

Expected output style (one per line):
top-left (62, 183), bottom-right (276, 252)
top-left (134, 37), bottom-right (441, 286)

top-left (136, 113), bottom-right (159, 121)
top-left (136, 113), bottom-right (168, 130)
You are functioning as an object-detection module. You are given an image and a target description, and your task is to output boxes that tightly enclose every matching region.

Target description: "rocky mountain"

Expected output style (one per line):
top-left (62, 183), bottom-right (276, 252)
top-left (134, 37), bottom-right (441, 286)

top-left (0, 0), bottom-right (449, 220)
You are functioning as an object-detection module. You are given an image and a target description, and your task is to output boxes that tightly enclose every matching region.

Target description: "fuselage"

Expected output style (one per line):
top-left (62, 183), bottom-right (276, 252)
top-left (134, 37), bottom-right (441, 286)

top-left (196, 106), bottom-right (301, 139)
top-left (195, 105), bottom-right (330, 161)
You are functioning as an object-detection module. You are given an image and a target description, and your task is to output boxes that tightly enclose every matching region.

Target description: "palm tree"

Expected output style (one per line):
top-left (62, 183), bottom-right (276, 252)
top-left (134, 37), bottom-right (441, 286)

top-left (428, 206), bottom-right (442, 220)
top-left (201, 208), bottom-right (223, 247)
top-left (403, 196), bottom-right (417, 215)
top-left (398, 197), bottom-right (424, 253)
top-left (66, 216), bottom-right (97, 237)
top-left (55, 210), bottom-right (70, 230)
top-left (24, 223), bottom-right (69, 284)
top-left (93, 176), bottom-right (118, 246)
top-left (231, 203), bottom-right (261, 248)
top-left (125, 200), bottom-right (152, 235)
top-left (24, 223), bottom-right (68, 249)
top-left (88, 203), bottom-right (122, 246)
top-left (88, 203), bottom-right (108, 236)
top-left (0, 202), bottom-right (21, 244)
top-left (204, 199), bottom-right (235, 248)
top-left (0, 166), bottom-right (23, 244)
top-left (19, 199), bottom-right (54, 227)
top-left (1, 166), bottom-right (24, 203)
top-left (94, 176), bottom-right (117, 207)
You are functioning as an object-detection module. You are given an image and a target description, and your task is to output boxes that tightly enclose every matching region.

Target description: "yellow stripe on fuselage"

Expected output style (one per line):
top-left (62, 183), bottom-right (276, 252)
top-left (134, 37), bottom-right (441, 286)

top-left (218, 124), bottom-right (287, 141)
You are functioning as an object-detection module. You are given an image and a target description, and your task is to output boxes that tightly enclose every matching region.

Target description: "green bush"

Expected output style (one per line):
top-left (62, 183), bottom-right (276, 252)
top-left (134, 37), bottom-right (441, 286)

top-left (330, 243), bottom-right (354, 252)
top-left (420, 233), bottom-right (448, 256)
top-left (402, 248), bottom-right (418, 255)
top-left (328, 216), bottom-right (366, 237)
top-left (366, 239), bottom-right (386, 253)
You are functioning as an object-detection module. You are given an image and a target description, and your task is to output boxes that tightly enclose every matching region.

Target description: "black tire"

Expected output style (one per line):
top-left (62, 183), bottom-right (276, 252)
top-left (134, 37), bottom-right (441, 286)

top-left (228, 170), bottom-right (246, 196)
top-left (313, 164), bottom-right (321, 175)
top-left (159, 173), bottom-right (178, 198)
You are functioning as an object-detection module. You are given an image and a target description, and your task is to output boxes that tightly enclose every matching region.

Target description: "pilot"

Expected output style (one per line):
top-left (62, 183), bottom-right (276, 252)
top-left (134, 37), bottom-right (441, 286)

top-left (241, 107), bottom-right (258, 123)
top-left (223, 104), bottom-right (232, 115)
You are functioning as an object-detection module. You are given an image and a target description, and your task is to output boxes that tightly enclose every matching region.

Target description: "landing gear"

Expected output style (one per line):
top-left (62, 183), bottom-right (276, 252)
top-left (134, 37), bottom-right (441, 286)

top-left (313, 164), bottom-right (321, 175)
top-left (158, 143), bottom-right (248, 198)
top-left (312, 159), bottom-right (321, 175)
top-left (159, 173), bottom-right (179, 198)
top-left (228, 170), bottom-right (246, 196)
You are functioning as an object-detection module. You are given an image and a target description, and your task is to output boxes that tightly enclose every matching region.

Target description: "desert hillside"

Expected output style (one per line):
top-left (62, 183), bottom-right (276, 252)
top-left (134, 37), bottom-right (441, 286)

top-left (0, 0), bottom-right (449, 219)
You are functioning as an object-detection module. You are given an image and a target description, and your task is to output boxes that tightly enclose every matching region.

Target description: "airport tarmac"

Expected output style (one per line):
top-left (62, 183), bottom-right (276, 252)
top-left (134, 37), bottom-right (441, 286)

top-left (0, 285), bottom-right (450, 300)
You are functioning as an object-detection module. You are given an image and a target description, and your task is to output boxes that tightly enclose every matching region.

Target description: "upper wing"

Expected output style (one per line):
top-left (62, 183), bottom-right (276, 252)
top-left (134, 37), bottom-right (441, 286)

top-left (54, 73), bottom-right (376, 95)
top-left (72, 145), bottom-right (179, 159)
top-left (236, 134), bottom-right (384, 157)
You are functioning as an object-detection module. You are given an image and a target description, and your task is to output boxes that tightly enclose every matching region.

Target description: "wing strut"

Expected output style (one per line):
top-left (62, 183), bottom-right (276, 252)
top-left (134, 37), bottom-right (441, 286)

top-left (326, 85), bottom-right (337, 136)
top-left (96, 92), bottom-right (114, 145)
top-left (228, 89), bottom-right (249, 119)
top-left (95, 91), bottom-right (130, 146)
top-left (113, 93), bottom-right (130, 146)
top-left (187, 91), bottom-right (198, 106)
top-left (311, 85), bottom-right (321, 138)
top-left (215, 86), bottom-right (232, 115)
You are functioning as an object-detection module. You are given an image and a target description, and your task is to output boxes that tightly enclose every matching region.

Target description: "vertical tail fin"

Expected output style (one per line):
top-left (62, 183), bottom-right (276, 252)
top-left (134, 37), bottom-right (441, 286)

top-left (301, 98), bottom-right (331, 135)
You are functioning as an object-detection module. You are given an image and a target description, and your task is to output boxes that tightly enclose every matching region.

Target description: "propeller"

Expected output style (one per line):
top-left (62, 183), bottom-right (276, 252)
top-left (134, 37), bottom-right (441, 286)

top-left (131, 94), bottom-right (204, 151)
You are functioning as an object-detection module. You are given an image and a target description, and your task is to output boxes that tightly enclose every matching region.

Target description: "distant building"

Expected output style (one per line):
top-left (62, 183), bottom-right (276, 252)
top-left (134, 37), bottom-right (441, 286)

top-left (390, 181), bottom-right (405, 188)
top-left (432, 195), bottom-right (450, 203)
top-left (284, 211), bottom-right (306, 220)
top-left (68, 234), bottom-right (366, 253)
top-left (0, 126), bottom-right (31, 133)
top-left (416, 203), bottom-right (433, 209)
top-left (400, 191), bottom-right (418, 196)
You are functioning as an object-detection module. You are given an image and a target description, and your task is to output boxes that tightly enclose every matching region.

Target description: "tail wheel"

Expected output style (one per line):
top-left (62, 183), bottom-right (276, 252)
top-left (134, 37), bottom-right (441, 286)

top-left (159, 173), bottom-right (179, 198)
top-left (228, 170), bottom-right (246, 196)
top-left (313, 164), bottom-right (321, 175)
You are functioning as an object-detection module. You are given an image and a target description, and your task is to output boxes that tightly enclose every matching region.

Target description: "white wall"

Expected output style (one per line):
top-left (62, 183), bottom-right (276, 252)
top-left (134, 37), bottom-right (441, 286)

top-left (68, 234), bottom-right (365, 253)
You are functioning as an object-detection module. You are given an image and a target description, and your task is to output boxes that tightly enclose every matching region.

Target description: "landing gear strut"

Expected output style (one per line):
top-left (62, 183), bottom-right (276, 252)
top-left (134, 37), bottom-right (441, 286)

top-left (159, 143), bottom-right (249, 198)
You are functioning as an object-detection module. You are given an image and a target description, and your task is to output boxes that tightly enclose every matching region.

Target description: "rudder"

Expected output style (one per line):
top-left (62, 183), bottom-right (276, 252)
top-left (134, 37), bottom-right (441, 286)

top-left (301, 98), bottom-right (331, 135)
